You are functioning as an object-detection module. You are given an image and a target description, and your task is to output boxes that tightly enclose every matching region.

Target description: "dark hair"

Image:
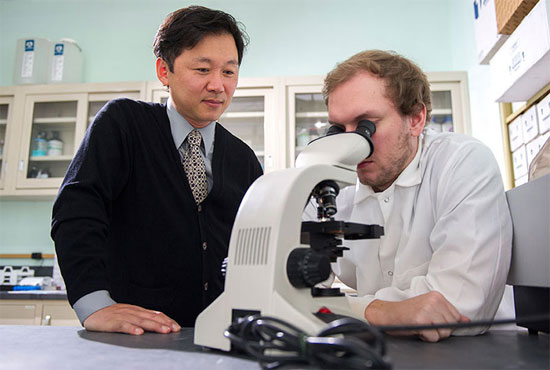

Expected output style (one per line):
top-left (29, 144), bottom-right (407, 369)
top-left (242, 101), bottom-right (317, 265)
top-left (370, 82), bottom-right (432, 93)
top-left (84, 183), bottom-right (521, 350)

top-left (323, 50), bottom-right (432, 123)
top-left (153, 6), bottom-right (249, 72)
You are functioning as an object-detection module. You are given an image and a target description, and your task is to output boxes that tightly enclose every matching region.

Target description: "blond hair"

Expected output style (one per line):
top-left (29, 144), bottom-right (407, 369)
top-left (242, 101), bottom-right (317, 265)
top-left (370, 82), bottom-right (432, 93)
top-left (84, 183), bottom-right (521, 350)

top-left (323, 50), bottom-right (432, 123)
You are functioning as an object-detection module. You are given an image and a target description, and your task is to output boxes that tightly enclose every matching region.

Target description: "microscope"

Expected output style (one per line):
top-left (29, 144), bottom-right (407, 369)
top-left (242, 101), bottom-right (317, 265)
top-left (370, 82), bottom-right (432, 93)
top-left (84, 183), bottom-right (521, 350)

top-left (194, 121), bottom-right (384, 351)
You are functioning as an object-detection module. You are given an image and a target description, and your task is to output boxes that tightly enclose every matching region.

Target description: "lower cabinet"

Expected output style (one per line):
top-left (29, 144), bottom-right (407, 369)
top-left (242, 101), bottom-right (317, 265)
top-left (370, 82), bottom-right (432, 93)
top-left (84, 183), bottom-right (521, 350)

top-left (0, 299), bottom-right (80, 326)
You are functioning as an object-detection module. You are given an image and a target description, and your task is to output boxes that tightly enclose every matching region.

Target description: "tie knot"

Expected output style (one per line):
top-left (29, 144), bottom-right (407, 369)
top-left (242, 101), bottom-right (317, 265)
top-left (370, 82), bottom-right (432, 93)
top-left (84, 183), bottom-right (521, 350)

top-left (188, 130), bottom-right (202, 147)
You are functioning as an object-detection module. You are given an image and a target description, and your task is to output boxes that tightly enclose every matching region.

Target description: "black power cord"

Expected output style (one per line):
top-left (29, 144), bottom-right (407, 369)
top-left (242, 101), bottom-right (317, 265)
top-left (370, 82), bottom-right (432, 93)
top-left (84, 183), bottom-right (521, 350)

top-left (224, 314), bottom-right (549, 370)
top-left (224, 315), bottom-right (391, 369)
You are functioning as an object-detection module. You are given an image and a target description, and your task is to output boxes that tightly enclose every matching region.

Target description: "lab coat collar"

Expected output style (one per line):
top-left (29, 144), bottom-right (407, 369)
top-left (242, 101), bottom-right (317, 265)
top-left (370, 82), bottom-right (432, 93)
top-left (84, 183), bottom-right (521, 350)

top-left (353, 136), bottom-right (423, 204)
top-left (167, 96), bottom-right (215, 155)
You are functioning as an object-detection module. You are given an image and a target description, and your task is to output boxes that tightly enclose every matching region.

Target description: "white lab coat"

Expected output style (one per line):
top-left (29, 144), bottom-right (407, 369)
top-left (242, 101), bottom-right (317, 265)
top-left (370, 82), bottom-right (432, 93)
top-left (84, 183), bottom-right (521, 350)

top-left (305, 131), bottom-right (513, 334)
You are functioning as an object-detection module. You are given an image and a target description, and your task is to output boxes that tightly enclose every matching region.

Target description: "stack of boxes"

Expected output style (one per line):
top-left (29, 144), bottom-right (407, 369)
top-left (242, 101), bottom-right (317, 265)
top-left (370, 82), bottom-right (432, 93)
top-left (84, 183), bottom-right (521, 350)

top-left (474, 0), bottom-right (550, 186)
top-left (509, 93), bottom-right (550, 185)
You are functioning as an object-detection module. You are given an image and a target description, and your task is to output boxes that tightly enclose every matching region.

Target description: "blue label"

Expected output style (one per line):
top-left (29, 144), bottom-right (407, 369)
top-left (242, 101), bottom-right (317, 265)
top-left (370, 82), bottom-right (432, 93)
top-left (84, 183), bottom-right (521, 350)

top-left (54, 43), bottom-right (64, 56)
top-left (25, 39), bottom-right (35, 52)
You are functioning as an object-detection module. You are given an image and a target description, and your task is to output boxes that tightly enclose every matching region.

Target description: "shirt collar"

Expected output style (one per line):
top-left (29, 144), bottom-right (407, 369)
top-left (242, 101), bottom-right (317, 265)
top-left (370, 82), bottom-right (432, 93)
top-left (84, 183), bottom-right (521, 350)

top-left (167, 96), bottom-right (215, 154)
top-left (354, 135), bottom-right (423, 204)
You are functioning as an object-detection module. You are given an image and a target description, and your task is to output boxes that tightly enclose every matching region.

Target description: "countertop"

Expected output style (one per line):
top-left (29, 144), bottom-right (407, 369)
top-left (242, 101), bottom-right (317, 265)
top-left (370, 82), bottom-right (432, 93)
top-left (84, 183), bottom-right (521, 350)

top-left (0, 326), bottom-right (548, 369)
top-left (0, 290), bottom-right (68, 300)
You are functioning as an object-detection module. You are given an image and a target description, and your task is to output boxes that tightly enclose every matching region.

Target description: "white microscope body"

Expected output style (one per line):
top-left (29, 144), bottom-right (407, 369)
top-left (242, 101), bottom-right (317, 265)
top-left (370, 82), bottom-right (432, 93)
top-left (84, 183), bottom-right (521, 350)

top-left (194, 124), bottom-right (380, 351)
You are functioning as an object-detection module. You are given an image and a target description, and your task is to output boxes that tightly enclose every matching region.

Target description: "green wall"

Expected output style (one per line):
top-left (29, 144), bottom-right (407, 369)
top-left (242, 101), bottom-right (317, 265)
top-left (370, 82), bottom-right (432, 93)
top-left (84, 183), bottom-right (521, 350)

top-left (0, 0), bottom-right (503, 267)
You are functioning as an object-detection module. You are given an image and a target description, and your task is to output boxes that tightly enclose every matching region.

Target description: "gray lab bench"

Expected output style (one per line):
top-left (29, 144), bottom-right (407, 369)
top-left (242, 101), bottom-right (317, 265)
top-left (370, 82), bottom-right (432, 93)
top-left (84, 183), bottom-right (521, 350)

top-left (0, 326), bottom-right (548, 369)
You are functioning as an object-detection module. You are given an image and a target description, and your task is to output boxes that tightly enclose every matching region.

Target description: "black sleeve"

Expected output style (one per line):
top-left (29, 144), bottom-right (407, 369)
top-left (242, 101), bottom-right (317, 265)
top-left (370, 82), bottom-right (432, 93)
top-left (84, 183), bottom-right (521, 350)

top-left (51, 100), bottom-right (131, 305)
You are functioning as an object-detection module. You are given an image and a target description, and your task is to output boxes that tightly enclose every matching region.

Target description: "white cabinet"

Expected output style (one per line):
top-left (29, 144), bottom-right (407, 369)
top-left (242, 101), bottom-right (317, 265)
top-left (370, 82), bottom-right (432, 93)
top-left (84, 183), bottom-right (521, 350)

top-left (0, 90), bottom-right (17, 191)
top-left (17, 93), bottom-right (87, 190)
top-left (147, 78), bottom-right (284, 172)
top-left (285, 73), bottom-right (471, 167)
top-left (0, 299), bottom-right (79, 326)
top-left (0, 82), bottom-right (146, 197)
top-left (0, 75), bottom-right (471, 197)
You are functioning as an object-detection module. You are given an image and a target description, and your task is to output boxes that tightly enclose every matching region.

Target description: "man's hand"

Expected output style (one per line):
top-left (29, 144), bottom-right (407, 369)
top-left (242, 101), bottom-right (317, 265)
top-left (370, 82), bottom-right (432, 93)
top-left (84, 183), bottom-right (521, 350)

top-left (365, 291), bottom-right (470, 342)
top-left (83, 303), bottom-right (181, 335)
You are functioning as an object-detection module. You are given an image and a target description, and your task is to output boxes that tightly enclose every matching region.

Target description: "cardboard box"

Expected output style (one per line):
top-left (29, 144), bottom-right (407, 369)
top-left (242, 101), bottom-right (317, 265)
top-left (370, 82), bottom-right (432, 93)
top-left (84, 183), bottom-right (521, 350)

top-left (495, 0), bottom-right (539, 34)
top-left (526, 135), bottom-right (543, 166)
top-left (474, 0), bottom-right (509, 64)
top-left (490, 0), bottom-right (550, 101)
top-left (514, 174), bottom-right (528, 186)
top-left (508, 115), bottom-right (524, 151)
top-left (512, 145), bottom-right (528, 179)
top-left (522, 105), bottom-right (539, 143)
top-left (537, 92), bottom-right (550, 133)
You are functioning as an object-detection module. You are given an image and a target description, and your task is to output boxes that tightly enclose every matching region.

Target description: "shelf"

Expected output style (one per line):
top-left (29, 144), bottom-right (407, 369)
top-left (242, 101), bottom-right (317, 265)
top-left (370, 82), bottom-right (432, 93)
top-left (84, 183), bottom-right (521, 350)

top-left (432, 109), bottom-right (452, 115)
top-left (33, 117), bottom-right (77, 124)
top-left (0, 119), bottom-right (7, 125)
top-left (504, 84), bottom-right (550, 125)
top-left (296, 112), bottom-right (328, 118)
top-left (221, 111), bottom-right (264, 119)
top-left (29, 155), bottom-right (73, 162)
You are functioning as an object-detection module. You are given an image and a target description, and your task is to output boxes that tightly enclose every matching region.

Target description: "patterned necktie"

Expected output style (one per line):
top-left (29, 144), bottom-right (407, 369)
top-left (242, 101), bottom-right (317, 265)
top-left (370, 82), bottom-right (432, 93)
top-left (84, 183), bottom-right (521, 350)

top-left (182, 130), bottom-right (207, 204)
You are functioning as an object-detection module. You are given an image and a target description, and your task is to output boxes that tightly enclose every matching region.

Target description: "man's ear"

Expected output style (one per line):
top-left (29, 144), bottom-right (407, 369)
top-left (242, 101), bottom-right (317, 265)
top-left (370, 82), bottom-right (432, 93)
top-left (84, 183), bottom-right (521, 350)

top-left (409, 103), bottom-right (426, 137)
top-left (156, 58), bottom-right (169, 86)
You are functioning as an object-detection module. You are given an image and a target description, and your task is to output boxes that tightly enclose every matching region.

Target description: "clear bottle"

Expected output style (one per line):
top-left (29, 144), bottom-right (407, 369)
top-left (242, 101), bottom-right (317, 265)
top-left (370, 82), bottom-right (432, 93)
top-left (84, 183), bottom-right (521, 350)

top-left (296, 128), bottom-right (310, 147)
top-left (32, 131), bottom-right (47, 157)
top-left (47, 131), bottom-right (63, 156)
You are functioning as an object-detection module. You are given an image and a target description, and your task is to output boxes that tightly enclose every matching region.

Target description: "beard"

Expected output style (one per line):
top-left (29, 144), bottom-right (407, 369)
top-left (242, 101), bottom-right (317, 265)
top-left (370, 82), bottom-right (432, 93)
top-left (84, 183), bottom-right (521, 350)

top-left (358, 123), bottom-right (417, 192)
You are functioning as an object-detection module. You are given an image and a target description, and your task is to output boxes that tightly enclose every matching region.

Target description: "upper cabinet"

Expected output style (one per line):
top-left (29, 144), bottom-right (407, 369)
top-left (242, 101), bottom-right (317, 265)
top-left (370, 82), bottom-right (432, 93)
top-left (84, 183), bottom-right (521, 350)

top-left (0, 74), bottom-right (471, 197)
top-left (147, 78), bottom-right (284, 173)
top-left (17, 93), bottom-right (87, 190)
top-left (0, 82), bottom-right (146, 197)
top-left (0, 89), bottom-right (17, 191)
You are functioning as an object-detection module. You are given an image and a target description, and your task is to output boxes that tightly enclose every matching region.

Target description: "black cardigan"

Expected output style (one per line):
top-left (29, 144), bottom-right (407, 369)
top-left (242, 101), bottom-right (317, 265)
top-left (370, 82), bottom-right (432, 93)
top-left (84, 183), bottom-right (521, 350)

top-left (51, 99), bottom-right (263, 326)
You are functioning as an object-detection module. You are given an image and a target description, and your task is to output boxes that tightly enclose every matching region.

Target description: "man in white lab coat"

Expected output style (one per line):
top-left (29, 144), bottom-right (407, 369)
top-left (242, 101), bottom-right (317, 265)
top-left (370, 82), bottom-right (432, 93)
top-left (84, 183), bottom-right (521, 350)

top-left (309, 50), bottom-right (512, 342)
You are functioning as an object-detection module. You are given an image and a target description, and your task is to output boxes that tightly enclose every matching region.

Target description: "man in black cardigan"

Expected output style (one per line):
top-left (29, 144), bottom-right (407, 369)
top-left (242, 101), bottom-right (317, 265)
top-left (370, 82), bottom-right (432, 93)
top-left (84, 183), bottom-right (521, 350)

top-left (51, 6), bottom-right (263, 335)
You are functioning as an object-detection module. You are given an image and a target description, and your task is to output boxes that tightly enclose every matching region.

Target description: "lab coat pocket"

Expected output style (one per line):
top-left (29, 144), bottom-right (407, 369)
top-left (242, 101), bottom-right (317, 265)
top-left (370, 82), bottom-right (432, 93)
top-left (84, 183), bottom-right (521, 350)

top-left (392, 261), bottom-right (430, 290)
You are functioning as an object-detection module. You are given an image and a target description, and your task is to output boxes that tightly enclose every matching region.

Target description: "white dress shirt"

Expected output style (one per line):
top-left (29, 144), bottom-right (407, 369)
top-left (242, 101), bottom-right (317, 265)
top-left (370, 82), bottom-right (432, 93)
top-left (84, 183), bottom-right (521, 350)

top-left (306, 131), bottom-right (512, 334)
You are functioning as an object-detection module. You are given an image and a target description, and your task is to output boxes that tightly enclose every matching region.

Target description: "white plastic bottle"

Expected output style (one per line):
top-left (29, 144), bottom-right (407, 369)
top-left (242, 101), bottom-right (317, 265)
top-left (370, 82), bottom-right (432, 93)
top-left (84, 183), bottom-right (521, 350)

top-left (47, 131), bottom-right (63, 156)
top-left (13, 38), bottom-right (52, 84)
top-left (47, 39), bottom-right (83, 84)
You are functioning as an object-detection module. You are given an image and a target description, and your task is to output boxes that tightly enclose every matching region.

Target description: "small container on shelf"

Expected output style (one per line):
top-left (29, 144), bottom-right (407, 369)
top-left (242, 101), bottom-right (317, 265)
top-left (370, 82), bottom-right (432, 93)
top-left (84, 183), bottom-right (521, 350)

top-left (441, 115), bottom-right (454, 132)
top-left (31, 131), bottom-right (48, 156)
top-left (47, 131), bottom-right (63, 156)
top-left (296, 128), bottom-right (310, 147)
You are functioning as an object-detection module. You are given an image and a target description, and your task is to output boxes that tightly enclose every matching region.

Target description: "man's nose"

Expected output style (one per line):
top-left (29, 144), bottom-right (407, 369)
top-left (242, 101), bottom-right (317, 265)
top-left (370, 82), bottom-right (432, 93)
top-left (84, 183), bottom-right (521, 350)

top-left (345, 124), bottom-right (357, 133)
top-left (206, 73), bottom-right (224, 93)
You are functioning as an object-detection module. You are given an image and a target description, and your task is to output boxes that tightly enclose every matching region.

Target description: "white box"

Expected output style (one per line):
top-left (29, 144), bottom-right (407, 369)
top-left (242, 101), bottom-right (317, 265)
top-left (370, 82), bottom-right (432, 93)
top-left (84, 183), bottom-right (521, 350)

top-left (512, 145), bottom-right (528, 179)
top-left (537, 93), bottom-right (550, 134)
top-left (508, 115), bottom-right (524, 151)
top-left (526, 136), bottom-right (543, 166)
top-left (490, 0), bottom-right (550, 102)
top-left (474, 0), bottom-right (509, 64)
top-left (13, 38), bottom-right (52, 84)
top-left (47, 39), bottom-right (83, 84)
top-left (514, 174), bottom-right (528, 186)
top-left (522, 105), bottom-right (539, 143)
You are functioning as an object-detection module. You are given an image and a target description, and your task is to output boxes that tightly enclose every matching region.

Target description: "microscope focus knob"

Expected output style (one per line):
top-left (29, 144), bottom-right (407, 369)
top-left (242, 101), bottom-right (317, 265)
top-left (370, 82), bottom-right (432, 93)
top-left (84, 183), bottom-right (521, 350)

top-left (286, 248), bottom-right (331, 288)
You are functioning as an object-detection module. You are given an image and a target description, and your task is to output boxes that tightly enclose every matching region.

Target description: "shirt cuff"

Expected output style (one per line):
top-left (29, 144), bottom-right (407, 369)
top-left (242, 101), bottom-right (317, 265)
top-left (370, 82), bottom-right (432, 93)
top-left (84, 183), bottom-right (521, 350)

top-left (73, 290), bottom-right (116, 324)
top-left (346, 294), bottom-right (376, 321)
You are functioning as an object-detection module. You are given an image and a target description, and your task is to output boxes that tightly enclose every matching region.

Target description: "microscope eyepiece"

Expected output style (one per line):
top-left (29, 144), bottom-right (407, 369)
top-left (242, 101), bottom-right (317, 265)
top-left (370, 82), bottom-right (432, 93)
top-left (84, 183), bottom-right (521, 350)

top-left (326, 124), bottom-right (345, 136)
top-left (356, 120), bottom-right (376, 138)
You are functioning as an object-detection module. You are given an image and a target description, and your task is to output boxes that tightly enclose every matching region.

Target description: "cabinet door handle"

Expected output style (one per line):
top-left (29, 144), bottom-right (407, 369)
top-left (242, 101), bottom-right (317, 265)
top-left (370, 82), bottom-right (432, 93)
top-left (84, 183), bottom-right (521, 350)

top-left (18, 160), bottom-right (25, 172)
top-left (42, 315), bottom-right (51, 326)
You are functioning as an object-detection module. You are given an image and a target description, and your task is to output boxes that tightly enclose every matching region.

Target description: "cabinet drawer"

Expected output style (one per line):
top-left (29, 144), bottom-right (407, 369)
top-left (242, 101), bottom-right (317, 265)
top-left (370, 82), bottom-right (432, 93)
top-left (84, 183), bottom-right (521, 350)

top-left (0, 302), bottom-right (39, 325)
